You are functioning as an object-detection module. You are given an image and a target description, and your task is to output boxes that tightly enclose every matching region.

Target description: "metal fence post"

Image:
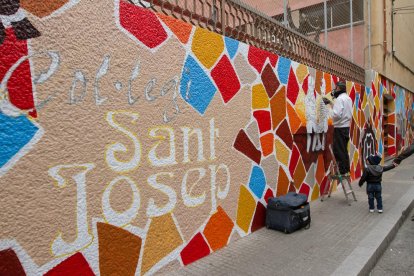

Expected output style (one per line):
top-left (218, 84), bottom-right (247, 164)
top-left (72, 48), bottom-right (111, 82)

top-left (350, 0), bottom-right (354, 62)
top-left (324, 0), bottom-right (328, 48)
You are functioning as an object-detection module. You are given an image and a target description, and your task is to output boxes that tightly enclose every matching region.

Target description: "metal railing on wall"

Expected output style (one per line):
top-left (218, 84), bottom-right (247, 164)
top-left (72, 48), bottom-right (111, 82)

top-left (129, 0), bottom-right (365, 84)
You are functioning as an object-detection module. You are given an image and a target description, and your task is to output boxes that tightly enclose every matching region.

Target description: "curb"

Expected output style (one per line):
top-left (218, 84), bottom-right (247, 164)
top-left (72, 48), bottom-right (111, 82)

top-left (332, 183), bottom-right (414, 276)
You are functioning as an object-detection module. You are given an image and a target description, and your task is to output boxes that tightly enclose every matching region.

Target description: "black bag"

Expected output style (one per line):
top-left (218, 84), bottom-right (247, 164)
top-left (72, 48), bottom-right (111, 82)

top-left (265, 193), bottom-right (311, 234)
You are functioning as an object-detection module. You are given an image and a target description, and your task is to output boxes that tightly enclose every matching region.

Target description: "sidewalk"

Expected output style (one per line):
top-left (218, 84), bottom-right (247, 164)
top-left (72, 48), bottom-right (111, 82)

top-left (172, 156), bottom-right (414, 276)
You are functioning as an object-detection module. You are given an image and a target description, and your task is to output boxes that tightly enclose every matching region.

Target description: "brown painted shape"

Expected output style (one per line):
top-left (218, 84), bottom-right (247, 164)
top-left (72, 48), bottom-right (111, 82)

top-left (233, 129), bottom-right (261, 164)
top-left (0, 248), bottom-right (26, 275)
top-left (20, 0), bottom-right (69, 18)
top-left (276, 166), bottom-right (289, 196)
top-left (275, 120), bottom-right (293, 149)
top-left (261, 64), bottom-right (279, 98)
top-left (97, 222), bottom-right (142, 276)
top-left (270, 86), bottom-right (286, 130)
top-left (250, 202), bottom-right (266, 232)
top-left (141, 213), bottom-right (183, 274)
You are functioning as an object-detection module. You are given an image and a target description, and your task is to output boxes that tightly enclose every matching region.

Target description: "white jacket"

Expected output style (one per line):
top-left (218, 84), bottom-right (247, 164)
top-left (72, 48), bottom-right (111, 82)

top-left (331, 93), bottom-right (353, 128)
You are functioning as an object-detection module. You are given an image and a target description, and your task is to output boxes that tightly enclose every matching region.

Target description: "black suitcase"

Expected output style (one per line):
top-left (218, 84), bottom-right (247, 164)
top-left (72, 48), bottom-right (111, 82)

top-left (265, 193), bottom-right (311, 234)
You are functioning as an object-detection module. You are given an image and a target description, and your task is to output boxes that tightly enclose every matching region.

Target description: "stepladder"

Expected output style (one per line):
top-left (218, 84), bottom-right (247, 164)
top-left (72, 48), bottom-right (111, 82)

top-left (321, 146), bottom-right (357, 205)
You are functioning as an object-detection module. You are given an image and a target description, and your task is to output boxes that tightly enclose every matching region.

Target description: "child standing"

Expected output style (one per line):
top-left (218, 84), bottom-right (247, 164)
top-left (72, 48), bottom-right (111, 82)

top-left (358, 154), bottom-right (396, 213)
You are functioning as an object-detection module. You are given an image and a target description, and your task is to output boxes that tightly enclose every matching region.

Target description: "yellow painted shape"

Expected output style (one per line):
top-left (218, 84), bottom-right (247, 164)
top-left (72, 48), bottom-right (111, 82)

top-left (353, 106), bottom-right (358, 122)
top-left (362, 92), bottom-right (367, 109)
top-left (311, 184), bottom-right (320, 201)
top-left (353, 151), bottom-right (359, 167)
top-left (275, 138), bottom-right (290, 167)
top-left (236, 185), bottom-right (257, 233)
top-left (296, 64), bottom-right (308, 83)
top-left (270, 86), bottom-right (286, 129)
top-left (375, 96), bottom-right (380, 111)
top-left (293, 158), bottom-right (306, 189)
top-left (346, 81), bottom-right (352, 93)
top-left (192, 27), bottom-right (224, 69)
top-left (252, 84), bottom-right (270, 109)
top-left (141, 213), bottom-right (183, 274)
top-left (294, 90), bottom-right (307, 124)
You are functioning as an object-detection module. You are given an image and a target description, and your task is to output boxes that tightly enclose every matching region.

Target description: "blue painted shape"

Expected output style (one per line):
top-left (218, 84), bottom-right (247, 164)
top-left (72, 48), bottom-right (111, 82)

top-left (379, 84), bottom-right (383, 98)
top-left (366, 87), bottom-right (371, 95)
top-left (248, 166), bottom-right (266, 199)
top-left (378, 140), bottom-right (383, 156)
top-left (355, 93), bottom-right (360, 111)
top-left (277, 57), bottom-right (291, 85)
top-left (180, 56), bottom-right (216, 115)
top-left (0, 113), bottom-right (38, 168)
top-left (225, 37), bottom-right (239, 59)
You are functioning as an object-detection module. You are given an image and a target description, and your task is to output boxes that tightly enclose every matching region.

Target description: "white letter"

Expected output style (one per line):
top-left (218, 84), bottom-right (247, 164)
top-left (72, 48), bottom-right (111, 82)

top-left (48, 163), bottom-right (94, 257)
top-left (146, 172), bottom-right (176, 217)
top-left (102, 176), bottom-right (141, 227)
top-left (105, 111), bottom-right (141, 172)
top-left (148, 127), bottom-right (177, 166)
top-left (182, 127), bottom-right (205, 163)
top-left (181, 168), bottom-right (207, 207)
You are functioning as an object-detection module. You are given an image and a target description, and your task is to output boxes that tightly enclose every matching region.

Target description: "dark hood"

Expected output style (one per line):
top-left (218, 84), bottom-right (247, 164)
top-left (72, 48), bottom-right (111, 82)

top-left (367, 165), bottom-right (383, 176)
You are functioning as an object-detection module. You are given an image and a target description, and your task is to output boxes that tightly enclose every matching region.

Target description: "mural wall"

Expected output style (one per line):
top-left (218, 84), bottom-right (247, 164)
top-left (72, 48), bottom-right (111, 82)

top-left (0, 0), bottom-right (413, 275)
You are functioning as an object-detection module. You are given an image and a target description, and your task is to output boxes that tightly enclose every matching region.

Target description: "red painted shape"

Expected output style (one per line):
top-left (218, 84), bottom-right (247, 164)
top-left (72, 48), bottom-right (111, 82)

top-left (319, 176), bottom-right (329, 197)
top-left (264, 188), bottom-right (274, 203)
top-left (302, 75), bottom-right (309, 94)
top-left (253, 110), bottom-right (271, 133)
top-left (233, 129), bottom-right (262, 164)
top-left (388, 146), bottom-right (396, 156)
top-left (119, 1), bottom-right (167, 48)
top-left (211, 55), bottom-right (241, 103)
top-left (349, 86), bottom-right (356, 103)
top-left (286, 68), bottom-right (299, 104)
top-left (275, 119), bottom-right (293, 148)
top-left (180, 233), bottom-right (211, 266)
top-left (289, 145), bottom-right (300, 177)
top-left (44, 252), bottom-right (95, 276)
top-left (0, 28), bottom-right (35, 112)
top-left (298, 183), bottom-right (310, 198)
top-left (371, 83), bottom-right (377, 98)
top-left (251, 202), bottom-right (266, 232)
top-left (247, 46), bottom-right (278, 73)
top-left (0, 248), bottom-right (26, 275)
top-left (355, 161), bottom-right (362, 179)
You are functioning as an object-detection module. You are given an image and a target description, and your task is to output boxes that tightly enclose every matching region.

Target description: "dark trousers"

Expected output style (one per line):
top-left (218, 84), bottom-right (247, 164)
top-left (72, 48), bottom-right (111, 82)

top-left (333, 127), bottom-right (350, 174)
top-left (367, 183), bottom-right (382, 210)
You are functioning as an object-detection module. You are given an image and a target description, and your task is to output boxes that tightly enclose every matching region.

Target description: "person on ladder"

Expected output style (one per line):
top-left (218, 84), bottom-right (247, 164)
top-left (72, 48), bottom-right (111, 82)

top-left (323, 81), bottom-right (353, 176)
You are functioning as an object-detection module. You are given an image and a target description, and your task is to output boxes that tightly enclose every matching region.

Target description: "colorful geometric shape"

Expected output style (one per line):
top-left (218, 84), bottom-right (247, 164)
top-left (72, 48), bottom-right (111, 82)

top-left (260, 133), bottom-right (274, 157)
top-left (264, 188), bottom-right (274, 203)
top-left (233, 129), bottom-right (261, 164)
top-left (276, 119), bottom-right (293, 148)
top-left (261, 64), bottom-right (279, 98)
top-left (45, 252), bottom-right (94, 276)
top-left (225, 37), bottom-right (239, 59)
top-left (288, 145), bottom-right (300, 177)
top-left (252, 84), bottom-right (270, 109)
top-left (293, 158), bottom-right (306, 189)
top-left (287, 68), bottom-right (300, 104)
top-left (211, 55), bottom-right (241, 103)
top-left (119, 1), bottom-right (168, 48)
top-left (270, 86), bottom-right (287, 129)
top-left (299, 183), bottom-right (310, 198)
top-left (192, 27), bottom-right (224, 69)
top-left (234, 54), bottom-right (257, 85)
top-left (180, 233), bottom-right (211, 265)
top-left (311, 184), bottom-right (320, 201)
top-left (248, 166), bottom-right (266, 199)
top-left (141, 213), bottom-right (183, 274)
top-left (236, 185), bottom-right (257, 233)
top-left (248, 46), bottom-right (278, 73)
top-left (0, 249), bottom-right (26, 275)
top-left (287, 103), bottom-right (302, 134)
top-left (20, 0), bottom-right (69, 18)
top-left (250, 202), bottom-right (266, 232)
top-left (180, 55), bottom-right (216, 115)
top-left (253, 110), bottom-right (271, 133)
top-left (97, 222), bottom-right (142, 276)
top-left (0, 113), bottom-right (39, 168)
top-left (275, 138), bottom-right (290, 167)
top-left (277, 56), bottom-right (291, 84)
top-left (157, 13), bottom-right (192, 44)
top-left (276, 166), bottom-right (290, 197)
top-left (203, 206), bottom-right (234, 251)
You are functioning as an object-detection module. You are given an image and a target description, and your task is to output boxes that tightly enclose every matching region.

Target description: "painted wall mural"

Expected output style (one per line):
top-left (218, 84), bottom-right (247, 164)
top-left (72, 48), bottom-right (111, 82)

top-left (1, 0), bottom-right (413, 275)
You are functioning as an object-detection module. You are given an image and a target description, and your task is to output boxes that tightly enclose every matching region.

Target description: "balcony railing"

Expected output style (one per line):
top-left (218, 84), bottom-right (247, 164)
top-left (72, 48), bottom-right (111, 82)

top-left (131, 0), bottom-right (365, 84)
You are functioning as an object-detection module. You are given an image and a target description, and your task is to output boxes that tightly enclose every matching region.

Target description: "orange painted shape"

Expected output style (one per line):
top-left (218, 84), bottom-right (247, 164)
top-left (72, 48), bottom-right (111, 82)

top-left (97, 222), bottom-right (142, 276)
top-left (236, 185), bottom-right (257, 233)
top-left (311, 184), bottom-right (320, 201)
top-left (270, 86), bottom-right (286, 129)
top-left (315, 154), bottom-right (325, 185)
top-left (203, 206), bottom-right (234, 251)
top-left (157, 13), bottom-right (192, 44)
top-left (315, 70), bottom-right (323, 93)
top-left (388, 113), bottom-right (396, 124)
top-left (287, 103), bottom-right (302, 134)
top-left (20, 0), bottom-right (69, 18)
top-left (141, 213), bottom-right (183, 274)
top-left (276, 166), bottom-right (289, 197)
top-left (324, 73), bottom-right (332, 94)
top-left (260, 133), bottom-right (274, 156)
top-left (293, 158), bottom-right (306, 189)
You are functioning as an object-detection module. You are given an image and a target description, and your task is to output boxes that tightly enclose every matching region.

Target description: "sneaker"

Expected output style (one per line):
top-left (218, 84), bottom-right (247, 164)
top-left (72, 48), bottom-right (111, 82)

top-left (378, 209), bottom-right (383, 213)
top-left (369, 209), bottom-right (374, 213)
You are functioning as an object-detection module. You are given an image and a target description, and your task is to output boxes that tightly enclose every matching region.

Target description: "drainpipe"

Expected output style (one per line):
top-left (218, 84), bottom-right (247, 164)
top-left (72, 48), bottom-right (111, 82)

top-left (391, 0), bottom-right (395, 54)
top-left (368, 0), bottom-right (372, 70)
